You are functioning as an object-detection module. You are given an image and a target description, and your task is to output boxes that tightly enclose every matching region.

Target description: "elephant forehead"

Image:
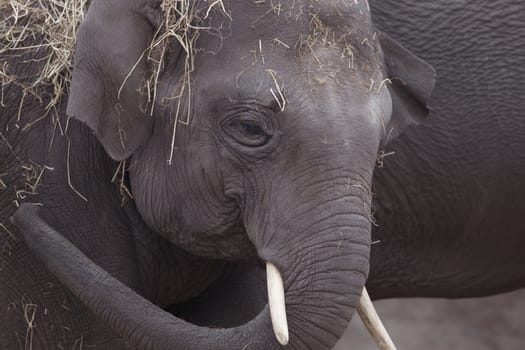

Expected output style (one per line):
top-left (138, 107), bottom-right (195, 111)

top-left (193, 58), bottom-right (390, 130)
top-left (190, 0), bottom-right (385, 115)
top-left (195, 0), bottom-right (377, 56)
top-left (194, 0), bottom-right (382, 83)
top-left (316, 0), bottom-right (372, 27)
top-left (210, 0), bottom-right (373, 24)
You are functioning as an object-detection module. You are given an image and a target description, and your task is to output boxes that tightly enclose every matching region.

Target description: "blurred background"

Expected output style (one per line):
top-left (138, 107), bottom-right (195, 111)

top-left (335, 289), bottom-right (525, 350)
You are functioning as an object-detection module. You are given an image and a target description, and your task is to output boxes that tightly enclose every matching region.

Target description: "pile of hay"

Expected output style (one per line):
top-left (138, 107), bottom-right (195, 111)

top-left (0, 0), bottom-right (204, 115)
top-left (0, 0), bottom-right (87, 110)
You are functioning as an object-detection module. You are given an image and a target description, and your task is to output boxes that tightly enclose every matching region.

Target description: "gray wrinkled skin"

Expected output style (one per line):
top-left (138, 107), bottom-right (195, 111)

top-left (16, 0), bottom-right (525, 349)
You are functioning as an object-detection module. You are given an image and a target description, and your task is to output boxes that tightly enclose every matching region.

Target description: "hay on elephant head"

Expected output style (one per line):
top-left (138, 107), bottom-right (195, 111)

top-left (145, 0), bottom-right (199, 164)
top-left (0, 0), bottom-right (228, 209)
top-left (0, 0), bottom-right (207, 120)
top-left (146, 0), bottom-right (230, 164)
top-left (0, 0), bottom-right (87, 110)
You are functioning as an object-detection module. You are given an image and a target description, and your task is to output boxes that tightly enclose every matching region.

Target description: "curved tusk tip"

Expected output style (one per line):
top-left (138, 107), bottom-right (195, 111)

top-left (275, 330), bottom-right (289, 346)
top-left (358, 287), bottom-right (397, 350)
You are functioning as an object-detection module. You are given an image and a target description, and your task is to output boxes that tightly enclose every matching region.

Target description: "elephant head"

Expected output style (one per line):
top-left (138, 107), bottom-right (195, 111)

top-left (13, 0), bottom-right (434, 349)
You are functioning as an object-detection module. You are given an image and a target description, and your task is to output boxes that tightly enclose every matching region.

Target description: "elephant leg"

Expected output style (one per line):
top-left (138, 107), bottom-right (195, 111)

top-left (168, 262), bottom-right (267, 328)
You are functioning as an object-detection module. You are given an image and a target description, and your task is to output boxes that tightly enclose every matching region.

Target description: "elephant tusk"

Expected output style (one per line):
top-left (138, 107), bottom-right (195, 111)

top-left (357, 287), bottom-right (397, 350)
top-left (266, 262), bottom-right (289, 346)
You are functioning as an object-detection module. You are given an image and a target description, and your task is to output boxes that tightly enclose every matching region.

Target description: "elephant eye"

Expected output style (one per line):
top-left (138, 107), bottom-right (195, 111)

top-left (223, 117), bottom-right (272, 147)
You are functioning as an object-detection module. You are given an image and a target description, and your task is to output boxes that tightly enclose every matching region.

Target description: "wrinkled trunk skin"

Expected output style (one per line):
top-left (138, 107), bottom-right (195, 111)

top-left (250, 179), bottom-right (372, 349)
top-left (270, 229), bottom-right (370, 349)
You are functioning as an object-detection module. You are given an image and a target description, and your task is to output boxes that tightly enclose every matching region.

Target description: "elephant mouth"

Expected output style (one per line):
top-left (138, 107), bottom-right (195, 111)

top-left (167, 261), bottom-right (289, 343)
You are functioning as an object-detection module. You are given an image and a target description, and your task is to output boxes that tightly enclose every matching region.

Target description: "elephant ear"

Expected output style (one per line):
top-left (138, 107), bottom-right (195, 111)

top-left (379, 32), bottom-right (436, 142)
top-left (67, 0), bottom-right (160, 160)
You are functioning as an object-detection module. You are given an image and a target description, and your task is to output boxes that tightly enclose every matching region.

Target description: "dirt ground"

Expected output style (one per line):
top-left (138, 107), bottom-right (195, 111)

top-left (335, 289), bottom-right (525, 350)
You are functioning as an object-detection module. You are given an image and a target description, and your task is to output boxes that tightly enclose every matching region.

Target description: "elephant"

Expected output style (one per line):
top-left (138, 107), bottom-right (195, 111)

top-left (366, 0), bottom-right (525, 300)
top-left (1, 0), bottom-right (432, 348)
top-left (0, 1), bottom-right (522, 350)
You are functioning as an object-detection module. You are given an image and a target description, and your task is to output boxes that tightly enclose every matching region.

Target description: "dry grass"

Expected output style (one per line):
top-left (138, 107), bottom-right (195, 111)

top-left (150, 0), bottom-right (201, 164)
top-left (0, 0), bottom-right (215, 119)
top-left (0, 0), bottom-right (228, 165)
top-left (0, 0), bottom-right (87, 111)
top-left (147, 1), bottom-right (230, 164)
top-left (0, 1), bottom-right (230, 211)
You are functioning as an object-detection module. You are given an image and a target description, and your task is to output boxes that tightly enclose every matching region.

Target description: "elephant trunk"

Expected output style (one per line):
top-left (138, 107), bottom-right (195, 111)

top-left (12, 204), bottom-right (264, 350)
top-left (262, 226), bottom-right (370, 349)
top-left (12, 179), bottom-right (373, 350)
top-left (243, 178), bottom-right (372, 349)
